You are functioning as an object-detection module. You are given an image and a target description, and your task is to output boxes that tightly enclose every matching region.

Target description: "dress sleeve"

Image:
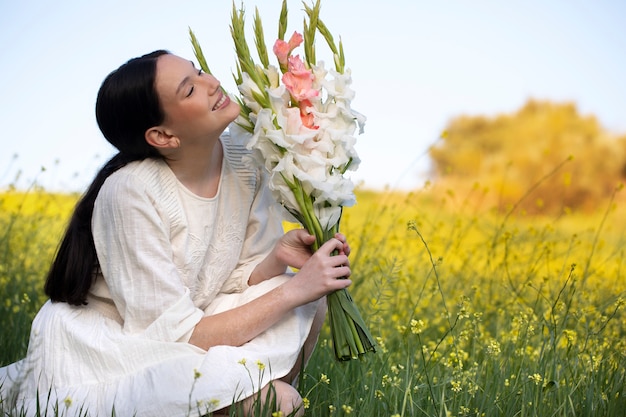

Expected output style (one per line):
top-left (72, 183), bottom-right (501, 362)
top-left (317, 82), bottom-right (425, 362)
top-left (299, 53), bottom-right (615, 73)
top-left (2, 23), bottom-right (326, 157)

top-left (92, 170), bottom-right (204, 342)
top-left (219, 168), bottom-right (286, 294)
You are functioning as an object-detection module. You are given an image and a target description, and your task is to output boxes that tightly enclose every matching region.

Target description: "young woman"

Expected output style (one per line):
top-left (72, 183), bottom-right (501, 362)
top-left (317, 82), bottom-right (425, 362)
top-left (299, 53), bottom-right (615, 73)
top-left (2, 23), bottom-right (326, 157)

top-left (0, 50), bottom-right (352, 417)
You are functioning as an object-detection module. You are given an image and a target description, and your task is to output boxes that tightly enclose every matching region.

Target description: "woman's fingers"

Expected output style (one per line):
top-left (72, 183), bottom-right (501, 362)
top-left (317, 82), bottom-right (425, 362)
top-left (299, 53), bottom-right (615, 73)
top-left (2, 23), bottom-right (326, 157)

top-left (296, 228), bottom-right (316, 244)
top-left (333, 233), bottom-right (351, 256)
top-left (283, 236), bottom-right (354, 304)
top-left (320, 239), bottom-right (350, 267)
top-left (314, 239), bottom-right (351, 279)
top-left (283, 229), bottom-right (315, 247)
top-left (320, 237), bottom-right (345, 254)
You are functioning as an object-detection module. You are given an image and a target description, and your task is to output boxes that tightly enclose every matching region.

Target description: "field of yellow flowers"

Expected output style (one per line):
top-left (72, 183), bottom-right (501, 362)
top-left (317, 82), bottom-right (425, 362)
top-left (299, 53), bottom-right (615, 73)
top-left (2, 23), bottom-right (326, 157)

top-left (1, 185), bottom-right (625, 416)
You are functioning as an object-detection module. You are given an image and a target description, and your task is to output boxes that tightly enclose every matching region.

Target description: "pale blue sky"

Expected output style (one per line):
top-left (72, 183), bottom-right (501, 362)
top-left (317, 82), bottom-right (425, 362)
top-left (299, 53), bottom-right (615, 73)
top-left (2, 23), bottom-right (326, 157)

top-left (1, 0), bottom-right (625, 191)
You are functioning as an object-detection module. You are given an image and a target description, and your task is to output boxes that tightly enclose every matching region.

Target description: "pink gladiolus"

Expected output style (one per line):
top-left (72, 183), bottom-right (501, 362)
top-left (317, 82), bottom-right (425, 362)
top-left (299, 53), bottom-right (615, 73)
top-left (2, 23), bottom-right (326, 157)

top-left (299, 99), bottom-right (318, 129)
top-left (287, 54), bottom-right (308, 74)
top-left (282, 71), bottom-right (315, 101)
top-left (282, 55), bottom-right (319, 128)
top-left (282, 56), bottom-right (319, 102)
top-left (273, 31), bottom-right (304, 68)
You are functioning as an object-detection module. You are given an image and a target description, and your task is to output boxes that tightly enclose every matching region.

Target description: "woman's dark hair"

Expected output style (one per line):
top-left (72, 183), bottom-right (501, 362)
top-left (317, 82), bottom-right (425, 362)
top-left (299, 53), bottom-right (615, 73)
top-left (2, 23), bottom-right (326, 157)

top-left (44, 50), bottom-right (170, 305)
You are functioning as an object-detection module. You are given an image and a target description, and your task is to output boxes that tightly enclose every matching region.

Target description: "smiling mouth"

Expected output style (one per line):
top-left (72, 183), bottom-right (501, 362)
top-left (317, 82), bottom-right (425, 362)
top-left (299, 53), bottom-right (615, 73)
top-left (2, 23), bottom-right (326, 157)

top-left (212, 93), bottom-right (230, 111)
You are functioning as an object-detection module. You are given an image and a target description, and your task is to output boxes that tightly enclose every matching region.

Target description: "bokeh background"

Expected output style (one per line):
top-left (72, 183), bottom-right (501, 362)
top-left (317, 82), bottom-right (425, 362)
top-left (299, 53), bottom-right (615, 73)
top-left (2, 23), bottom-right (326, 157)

top-left (1, 0), bottom-right (625, 192)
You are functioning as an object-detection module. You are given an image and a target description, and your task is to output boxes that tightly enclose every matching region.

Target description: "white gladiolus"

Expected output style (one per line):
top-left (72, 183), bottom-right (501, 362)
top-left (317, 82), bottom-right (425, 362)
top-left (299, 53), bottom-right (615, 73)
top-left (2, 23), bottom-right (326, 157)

top-left (265, 65), bottom-right (281, 89)
top-left (237, 73), bottom-right (265, 114)
top-left (310, 62), bottom-right (329, 94)
top-left (322, 68), bottom-right (356, 102)
top-left (268, 176), bottom-right (300, 212)
top-left (314, 205), bottom-right (343, 231)
top-left (234, 21), bottom-right (366, 222)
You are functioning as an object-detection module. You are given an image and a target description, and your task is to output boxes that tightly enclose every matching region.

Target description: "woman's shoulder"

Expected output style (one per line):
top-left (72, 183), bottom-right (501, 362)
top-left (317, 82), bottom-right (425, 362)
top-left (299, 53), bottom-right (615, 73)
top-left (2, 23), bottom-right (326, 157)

top-left (95, 158), bottom-right (184, 228)
top-left (103, 158), bottom-right (174, 193)
top-left (98, 158), bottom-right (181, 216)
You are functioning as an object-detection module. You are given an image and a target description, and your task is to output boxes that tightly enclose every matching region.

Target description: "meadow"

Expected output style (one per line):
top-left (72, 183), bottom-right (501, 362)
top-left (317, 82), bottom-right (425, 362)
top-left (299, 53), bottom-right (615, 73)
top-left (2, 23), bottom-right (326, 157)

top-left (1, 183), bottom-right (625, 416)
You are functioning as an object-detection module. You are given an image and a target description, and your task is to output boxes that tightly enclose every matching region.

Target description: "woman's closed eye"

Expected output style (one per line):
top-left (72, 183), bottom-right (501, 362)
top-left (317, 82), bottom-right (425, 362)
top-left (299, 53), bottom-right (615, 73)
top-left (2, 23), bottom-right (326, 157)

top-left (185, 69), bottom-right (204, 97)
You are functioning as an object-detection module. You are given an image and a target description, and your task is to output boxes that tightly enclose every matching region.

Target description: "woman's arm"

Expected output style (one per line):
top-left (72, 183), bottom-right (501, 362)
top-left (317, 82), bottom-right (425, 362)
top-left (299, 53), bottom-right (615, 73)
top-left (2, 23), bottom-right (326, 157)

top-left (93, 169), bottom-right (205, 341)
top-left (248, 229), bottom-right (350, 285)
top-left (188, 236), bottom-right (351, 350)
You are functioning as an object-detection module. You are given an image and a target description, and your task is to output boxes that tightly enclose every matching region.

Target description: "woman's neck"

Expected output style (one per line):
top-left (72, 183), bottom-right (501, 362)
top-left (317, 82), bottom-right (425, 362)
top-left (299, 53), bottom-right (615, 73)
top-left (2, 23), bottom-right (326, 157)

top-left (166, 138), bottom-right (223, 198)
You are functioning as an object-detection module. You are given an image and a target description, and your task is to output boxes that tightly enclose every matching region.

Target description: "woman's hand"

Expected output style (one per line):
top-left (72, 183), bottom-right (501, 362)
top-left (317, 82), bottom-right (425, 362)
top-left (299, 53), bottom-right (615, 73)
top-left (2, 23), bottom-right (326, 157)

top-left (283, 236), bottom-right (352, 305)
top-left (249, 229), bottom-right (313, 285)
top-left (333, 232), bottom-right (351, 257)
top-left (275, 229), bottom-right (351, 270)
top-left (249, 229), bottom-right (351, 285)
top-left (274, 229), bottom-right (315, 269)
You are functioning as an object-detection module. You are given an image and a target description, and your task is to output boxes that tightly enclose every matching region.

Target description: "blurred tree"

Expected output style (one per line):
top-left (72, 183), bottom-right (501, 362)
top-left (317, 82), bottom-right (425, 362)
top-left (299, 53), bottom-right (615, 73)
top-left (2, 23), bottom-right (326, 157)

top-left (429, 100), bottom-right (625, 214)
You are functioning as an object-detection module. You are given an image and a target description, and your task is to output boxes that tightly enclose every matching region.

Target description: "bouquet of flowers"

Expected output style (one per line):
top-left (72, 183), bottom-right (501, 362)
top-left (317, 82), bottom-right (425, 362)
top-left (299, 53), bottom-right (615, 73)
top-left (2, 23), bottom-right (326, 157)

top-left (190, 0), bottom-right (376, 361)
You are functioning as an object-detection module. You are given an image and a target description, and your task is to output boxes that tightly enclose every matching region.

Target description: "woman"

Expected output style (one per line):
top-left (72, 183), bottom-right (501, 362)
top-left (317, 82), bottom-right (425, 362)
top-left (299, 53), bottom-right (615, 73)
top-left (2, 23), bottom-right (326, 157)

top-left (0, 50), bottom-right (352, 417)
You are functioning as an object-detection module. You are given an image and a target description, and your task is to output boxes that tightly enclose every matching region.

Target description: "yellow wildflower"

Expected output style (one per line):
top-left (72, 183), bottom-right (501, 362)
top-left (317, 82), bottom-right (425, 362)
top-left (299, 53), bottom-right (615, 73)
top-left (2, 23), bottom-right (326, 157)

top-left (375, 337), bottom-right (388, 354)
top-left (451, 380), bottom-right (462, 393)
top-left (486, 339), bottom-right (501, 356)
top-left (528, 373), bottom-right (543, 385)
top-left (410, 319), bottom-right (425, 334)
top-left (563, 329), bottom-right (577, 345)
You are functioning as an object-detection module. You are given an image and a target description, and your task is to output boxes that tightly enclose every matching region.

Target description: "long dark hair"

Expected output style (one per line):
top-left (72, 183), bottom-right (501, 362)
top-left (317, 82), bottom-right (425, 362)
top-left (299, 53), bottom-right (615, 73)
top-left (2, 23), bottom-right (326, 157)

top-left (44, 50), bottom-right (170, 305)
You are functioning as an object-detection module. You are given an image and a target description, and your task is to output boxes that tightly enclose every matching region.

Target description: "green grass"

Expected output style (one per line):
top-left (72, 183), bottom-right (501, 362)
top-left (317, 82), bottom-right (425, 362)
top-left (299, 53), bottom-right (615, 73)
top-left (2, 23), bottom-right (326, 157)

top-left (0, 190), bottom-right (77, 365)
top-left (2, 185), bottom-right (625, 416)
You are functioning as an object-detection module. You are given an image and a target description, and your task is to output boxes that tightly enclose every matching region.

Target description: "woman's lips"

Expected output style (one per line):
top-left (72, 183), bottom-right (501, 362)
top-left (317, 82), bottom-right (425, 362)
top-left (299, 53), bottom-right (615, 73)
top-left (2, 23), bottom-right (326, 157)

top-left (212, 92), bottom-right (230, 111)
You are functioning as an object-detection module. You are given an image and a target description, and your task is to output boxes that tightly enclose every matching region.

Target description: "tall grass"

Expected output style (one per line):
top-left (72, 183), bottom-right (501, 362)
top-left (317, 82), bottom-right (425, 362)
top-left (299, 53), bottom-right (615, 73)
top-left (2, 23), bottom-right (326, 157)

top-left (1, 183), bottom-right (625, 416)
top-left (0, 189), bottom-right (77, 364)
top-left (298, 187), bottom-right (626, 416)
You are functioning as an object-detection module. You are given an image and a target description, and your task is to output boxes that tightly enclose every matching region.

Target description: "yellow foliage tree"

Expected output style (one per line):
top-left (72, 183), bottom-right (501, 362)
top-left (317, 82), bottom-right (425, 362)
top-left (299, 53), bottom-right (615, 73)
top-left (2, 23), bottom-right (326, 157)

top-left (429, 100), bottom-right (626, 214)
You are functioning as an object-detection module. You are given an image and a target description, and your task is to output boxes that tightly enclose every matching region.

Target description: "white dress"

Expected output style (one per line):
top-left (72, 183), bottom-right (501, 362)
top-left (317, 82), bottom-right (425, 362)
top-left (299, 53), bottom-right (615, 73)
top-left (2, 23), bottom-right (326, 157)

top-left (0, 131), bottom-right (319, 417)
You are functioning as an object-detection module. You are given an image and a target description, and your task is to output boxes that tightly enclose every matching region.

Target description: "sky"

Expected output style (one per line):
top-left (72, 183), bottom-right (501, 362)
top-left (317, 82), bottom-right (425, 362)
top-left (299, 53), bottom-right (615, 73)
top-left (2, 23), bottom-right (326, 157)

top-left (1, 0), bottom-right (625, 192)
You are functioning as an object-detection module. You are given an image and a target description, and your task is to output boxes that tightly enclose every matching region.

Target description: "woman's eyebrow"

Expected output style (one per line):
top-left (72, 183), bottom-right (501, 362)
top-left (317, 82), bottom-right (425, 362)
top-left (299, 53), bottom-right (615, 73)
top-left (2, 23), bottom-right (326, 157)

top-left (175, 61), bottom-right (197, 95)
top-left (176, 76), bottom-right (191, 95)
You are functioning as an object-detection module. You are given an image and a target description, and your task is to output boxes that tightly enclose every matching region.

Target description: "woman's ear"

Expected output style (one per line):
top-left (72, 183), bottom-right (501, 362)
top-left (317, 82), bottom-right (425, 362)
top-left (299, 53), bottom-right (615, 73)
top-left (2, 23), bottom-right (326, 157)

top-left (145, 127), bottom-right (180, 149)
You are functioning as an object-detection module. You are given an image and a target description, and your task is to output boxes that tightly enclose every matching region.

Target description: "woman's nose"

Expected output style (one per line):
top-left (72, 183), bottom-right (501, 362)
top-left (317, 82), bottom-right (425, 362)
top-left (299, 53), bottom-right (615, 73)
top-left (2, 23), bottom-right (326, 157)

top-left (201, 73), bottom-right (220, 89)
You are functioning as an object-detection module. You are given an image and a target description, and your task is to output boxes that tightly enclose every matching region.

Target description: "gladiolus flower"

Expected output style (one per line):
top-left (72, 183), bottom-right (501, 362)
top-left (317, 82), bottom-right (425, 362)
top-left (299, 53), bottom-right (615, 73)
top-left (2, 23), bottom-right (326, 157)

top-left (223, 4), bottom-right (375, 362)
top-left (282, 56), bottom-right (319, 102)
top-left (298, 99), bottom-right (317, 129)
top-left (273, 31), bottom-right (303, 69)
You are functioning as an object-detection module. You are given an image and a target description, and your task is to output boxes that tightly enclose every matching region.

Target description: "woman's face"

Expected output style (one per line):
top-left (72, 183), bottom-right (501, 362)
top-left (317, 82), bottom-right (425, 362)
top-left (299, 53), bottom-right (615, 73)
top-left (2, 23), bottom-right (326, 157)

top-left (154, 54), bottom-right (239, 142)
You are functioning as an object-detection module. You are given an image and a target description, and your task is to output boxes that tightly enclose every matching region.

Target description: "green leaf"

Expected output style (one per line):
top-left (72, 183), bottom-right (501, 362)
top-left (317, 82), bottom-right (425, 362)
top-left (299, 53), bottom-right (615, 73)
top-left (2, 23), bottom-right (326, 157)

top-left (253, 7), bottom-right (270, 68)
top-left (277, 0), bottom-right (288, 41)
top-left (230, 3), bottom-right (256, 79)
top-left (327, 288), bottom-right (376, 360)
top-left (188, 27), bottom-right (212, 75)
